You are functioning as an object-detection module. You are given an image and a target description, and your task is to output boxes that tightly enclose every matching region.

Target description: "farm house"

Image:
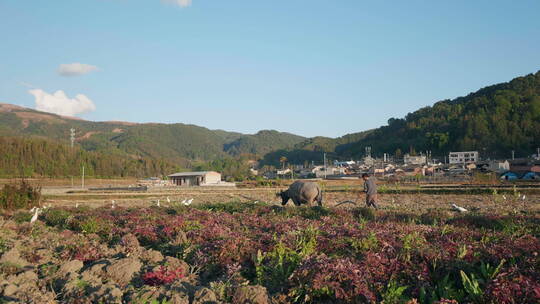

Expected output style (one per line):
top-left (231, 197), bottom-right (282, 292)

top-left (168, 171), bottom-right (222, 187)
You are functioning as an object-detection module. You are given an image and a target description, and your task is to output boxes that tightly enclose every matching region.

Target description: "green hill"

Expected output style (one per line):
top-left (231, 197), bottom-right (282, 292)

top-left (261, 71), bottom-right (540, 166)
top-left (0, 136), bottom-right (179, 178)
top-left (343, 70), bottom-right (540, 159)
top-left (2, 70), bottom-right (539, 171)
top-left (0, 104), bottom-right (306, 167)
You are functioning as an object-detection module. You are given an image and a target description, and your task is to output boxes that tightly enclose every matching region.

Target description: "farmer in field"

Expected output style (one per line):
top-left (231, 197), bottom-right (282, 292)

top-left (362, 173), bottom-right (379, 209)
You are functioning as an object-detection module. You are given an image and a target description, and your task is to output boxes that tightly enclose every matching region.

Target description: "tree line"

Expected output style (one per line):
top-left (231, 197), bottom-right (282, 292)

top-left (0, 136), bottom-right (181, 178)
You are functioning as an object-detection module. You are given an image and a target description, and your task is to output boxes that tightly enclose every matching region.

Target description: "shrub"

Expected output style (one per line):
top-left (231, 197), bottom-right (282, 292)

top-left (353, 207), bottom-right (376, 221)
top-left (0, 180), bottom-right (41, 211)
top-left (196, 201), bottom-right (260, 214)
top-left (351, 232), bottom-right (379, 254)
top-left (286, 206), bottom-right (331, 220)
top-left (381, 279), bottom-right (409, 304)
top-left (290, 255), bottom-right (376, 303)
top-left (420, 210), bottom-right (448, 226)
top-left (255, 227), bottom-right (318, 293)
top-left (12, 211), bottom-right (33, 223)
top-left (43, 209), bottom-right (71, 229)
top-left (80, 217), bottom-right (101, 234)
top-left (142, 266), bottom-right (185, 286)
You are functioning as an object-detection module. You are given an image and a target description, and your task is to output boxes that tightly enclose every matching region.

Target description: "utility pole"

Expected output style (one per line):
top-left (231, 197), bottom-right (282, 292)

top-left (537, 147), bottom-right (540, 160)
top-left (70, 128), bottom-right (75, 148)
top-left (323, 153), bottom-right (327, 179)
top-left (70, 128), bottom-right (75, 188)
top-left (81, 165), bottom-right (85, 189)
top-left (512, 150), bottom-right (515, 160)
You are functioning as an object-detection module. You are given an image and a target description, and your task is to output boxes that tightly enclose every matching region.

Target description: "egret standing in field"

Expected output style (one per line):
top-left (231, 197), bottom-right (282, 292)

top-left (184, 198), bottom-right (193, 206)
top-left (30, 208), bottom-right (40, 223)
top-left (156, 199), bottom-right (161, 207)
top-left (111, 200), bottom-right (116, 209)
top-left (167, 197), bottom-right (171, 203)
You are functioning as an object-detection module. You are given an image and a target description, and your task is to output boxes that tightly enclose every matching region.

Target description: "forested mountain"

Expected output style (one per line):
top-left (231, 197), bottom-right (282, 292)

top-left (261, 71), bottom-right (540, 166)
top-left (224, 130), bottom-right (306, 156)
top-left (0, 103), bottom-right (305, 167)
top-left (344, 70), bottom-right (540, 159)
top-left (2, 70), bottom-right (539, 173)
top-left (0, 136), bottom-right (179, 178)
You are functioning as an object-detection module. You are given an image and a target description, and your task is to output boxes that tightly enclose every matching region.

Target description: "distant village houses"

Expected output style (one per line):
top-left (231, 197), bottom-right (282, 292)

top-left (403, 154), bottom-right (427, 165)
top-left (449, 151), bottom-right (479, 164)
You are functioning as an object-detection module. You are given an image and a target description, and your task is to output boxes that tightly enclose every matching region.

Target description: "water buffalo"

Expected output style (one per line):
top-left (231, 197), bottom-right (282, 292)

top-left (277, 181), bottom-right (323, 206)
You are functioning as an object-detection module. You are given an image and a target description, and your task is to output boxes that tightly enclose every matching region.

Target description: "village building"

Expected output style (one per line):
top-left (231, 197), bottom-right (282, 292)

top-left (277, 168), bottom-right (292, 176)
top-left (334, 160), bottom-right (356, 167)
top-left (509, 160), bottom-right (540, 174)
top-left (403, 154), bottom-right (427, 165)
top-left (362, 156), bottom-right (375, 166)
top-left (465, 163), bottom-right (477, 170)
top-left (315, 166), bottom-right (346, 178)
top-left (449, 151), bottom-right (479, 164)
top-left (168, 171), bottom-right (224, 187)
top-left (485, 160), bottom-right (510, 173)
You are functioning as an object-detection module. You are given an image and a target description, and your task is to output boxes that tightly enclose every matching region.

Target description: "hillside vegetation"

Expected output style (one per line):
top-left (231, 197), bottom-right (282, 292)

top-left (344, 70), bottom-right (540, 159)
top-left (0, 104), bottom-right (305, 167)
top-left (262, 71), bottom-right (540, 165)
top-left (0, 137), bottom-right (179, 178)
top-left (1, 70), bottom-right (539, 171)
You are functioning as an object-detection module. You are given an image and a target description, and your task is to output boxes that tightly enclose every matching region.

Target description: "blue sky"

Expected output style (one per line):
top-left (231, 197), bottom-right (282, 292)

top-left (1, 0), bottom-right (539, 137)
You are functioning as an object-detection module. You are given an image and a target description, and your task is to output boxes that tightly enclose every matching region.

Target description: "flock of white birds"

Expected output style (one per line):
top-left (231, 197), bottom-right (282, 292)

top-left (27, 193), bottom-right (530, 223)
top-left (108, 197), bottom-right (194, 210)
top-left (450, 193), bottom-right (527, 213)
top-left (27, 196), bottom-right (197, 224)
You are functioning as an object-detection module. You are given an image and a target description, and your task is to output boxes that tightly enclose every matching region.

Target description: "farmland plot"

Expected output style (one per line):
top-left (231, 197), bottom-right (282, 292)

top-left (1, 196), bottom-right (539, 304)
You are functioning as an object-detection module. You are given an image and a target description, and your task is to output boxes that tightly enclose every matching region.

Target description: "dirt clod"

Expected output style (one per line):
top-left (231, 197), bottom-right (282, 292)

top-left (232, 285), bottom-right (270, 304)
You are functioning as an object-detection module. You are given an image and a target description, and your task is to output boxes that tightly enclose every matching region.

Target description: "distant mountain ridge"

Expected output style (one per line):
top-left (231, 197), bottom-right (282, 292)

top-left (1, 70), bottom-right (539, 170)
top-left (0, 103), bottom-right (306, 166)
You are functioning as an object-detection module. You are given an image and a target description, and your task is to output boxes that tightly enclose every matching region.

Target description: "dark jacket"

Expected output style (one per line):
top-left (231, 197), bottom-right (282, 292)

top-left (363, 178), bottom-right (377, 195)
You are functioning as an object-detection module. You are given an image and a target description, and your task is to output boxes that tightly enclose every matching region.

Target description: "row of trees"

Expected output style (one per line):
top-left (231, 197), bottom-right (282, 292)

top-left (0, 137), bottom-right (181, 178)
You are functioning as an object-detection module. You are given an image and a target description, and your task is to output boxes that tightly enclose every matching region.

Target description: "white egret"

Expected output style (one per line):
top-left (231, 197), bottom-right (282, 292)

top-left (30, 208), bottom-right (40, 223)
top-left (451, 203), bottom-right (468, 213)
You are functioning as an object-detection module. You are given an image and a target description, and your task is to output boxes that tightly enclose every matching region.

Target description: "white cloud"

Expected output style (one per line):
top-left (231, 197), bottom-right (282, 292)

top-left (161, 0), bottom-right (192, 7)
top-left (29, 89), bottom-right (96, 117)
top-left (57, 63), bottom-right (99, 76)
